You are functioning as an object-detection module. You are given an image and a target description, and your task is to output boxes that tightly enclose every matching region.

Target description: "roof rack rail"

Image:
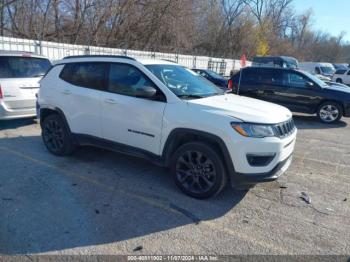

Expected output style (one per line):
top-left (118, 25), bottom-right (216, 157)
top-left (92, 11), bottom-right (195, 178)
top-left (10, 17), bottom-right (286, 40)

top-left (63, 55), bottom-right (136, 60)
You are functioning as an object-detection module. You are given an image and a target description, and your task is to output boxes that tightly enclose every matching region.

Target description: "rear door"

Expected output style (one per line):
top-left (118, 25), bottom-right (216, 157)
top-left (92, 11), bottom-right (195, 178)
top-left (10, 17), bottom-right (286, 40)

top-left (262, 70), bottom-right (322, 113)
top-left (0, 56), bottom-right (51, 110)
top-left (58, 62), bottom-right (107, 137)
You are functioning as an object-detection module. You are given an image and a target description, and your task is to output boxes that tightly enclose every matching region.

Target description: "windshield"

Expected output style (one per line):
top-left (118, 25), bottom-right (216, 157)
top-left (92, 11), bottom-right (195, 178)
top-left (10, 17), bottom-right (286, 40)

top-left (206, 70), bottom-right (225, 79)
top-left (320, 67), bottom-right (335, 75)
top-left (302, 71), bottom-right (329, 87)
top-left (0, 56), bottom-right (51, 78)
top-left (145, 64), bottom-right (224, 99)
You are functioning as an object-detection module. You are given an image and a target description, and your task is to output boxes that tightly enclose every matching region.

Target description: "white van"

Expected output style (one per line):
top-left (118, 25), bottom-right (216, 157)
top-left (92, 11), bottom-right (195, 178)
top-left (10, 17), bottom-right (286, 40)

top-left (0, 51), bottom-right (51, 120)
top-left (299, 62), bottom-right (335, 80)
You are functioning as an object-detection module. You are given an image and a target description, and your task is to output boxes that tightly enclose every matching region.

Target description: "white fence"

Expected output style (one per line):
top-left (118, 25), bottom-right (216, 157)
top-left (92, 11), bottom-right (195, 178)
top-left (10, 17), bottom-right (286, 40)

top-left (0, 36), bottom-right (251, 76)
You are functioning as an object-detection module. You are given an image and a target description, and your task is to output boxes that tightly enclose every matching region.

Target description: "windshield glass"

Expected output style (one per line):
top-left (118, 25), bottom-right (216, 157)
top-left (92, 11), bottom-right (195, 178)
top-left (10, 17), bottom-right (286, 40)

top-left (320, 67), bottom-right (335, 75)
top-left (302, 71), bottom-right (329, 87)
top-left (206, 70), bottom-right (225, 79)
top-left (0, 56), bottom-right (51, 78)
top-left (145, 64), bottom-right (224, 98)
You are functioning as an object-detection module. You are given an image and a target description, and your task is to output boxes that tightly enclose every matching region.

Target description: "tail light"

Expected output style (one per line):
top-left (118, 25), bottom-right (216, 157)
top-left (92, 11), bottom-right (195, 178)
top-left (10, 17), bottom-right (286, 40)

top-left (0, 86), bottom-right (3, 99)
top-left (228, 79), bottom-right (233, 90)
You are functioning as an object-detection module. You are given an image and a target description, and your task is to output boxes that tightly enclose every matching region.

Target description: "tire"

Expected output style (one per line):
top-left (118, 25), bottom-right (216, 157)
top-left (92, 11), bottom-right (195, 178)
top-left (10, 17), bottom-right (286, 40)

top-left (41, 114), bottom-right (76, 156)
top-left (317, 102), bottom-right (343, 124)
top-left (336, 78), bottom-right (342, 84)
top-left (171, 142), bottom-right (227, 199)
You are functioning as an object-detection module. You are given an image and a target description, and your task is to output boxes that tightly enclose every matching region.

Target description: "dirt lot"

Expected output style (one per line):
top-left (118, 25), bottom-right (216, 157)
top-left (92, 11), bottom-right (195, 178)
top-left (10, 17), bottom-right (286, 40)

top-left (0, 114), bottom-right (349, 255)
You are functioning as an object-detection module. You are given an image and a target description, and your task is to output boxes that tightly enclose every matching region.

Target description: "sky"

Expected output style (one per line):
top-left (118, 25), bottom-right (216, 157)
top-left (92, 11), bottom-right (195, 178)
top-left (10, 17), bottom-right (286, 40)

top-left (293, 0), bottom-right (350, 43)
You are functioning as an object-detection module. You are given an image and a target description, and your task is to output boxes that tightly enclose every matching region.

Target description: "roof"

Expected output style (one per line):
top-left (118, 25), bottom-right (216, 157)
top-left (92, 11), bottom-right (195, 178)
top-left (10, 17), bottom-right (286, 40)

top-left (136, 58), bottom-right (178, 65)
top-left (0, 50), bottom-right (48, 59)
top-left (57, 55), bottom-right (178, 66)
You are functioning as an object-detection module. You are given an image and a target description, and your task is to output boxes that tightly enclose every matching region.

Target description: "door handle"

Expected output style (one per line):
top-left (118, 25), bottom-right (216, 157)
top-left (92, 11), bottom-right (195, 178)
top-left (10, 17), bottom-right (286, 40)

top-left (104, 98), bottom-right (117, 104)
top-left (62, 90), bottom-right (71, 95)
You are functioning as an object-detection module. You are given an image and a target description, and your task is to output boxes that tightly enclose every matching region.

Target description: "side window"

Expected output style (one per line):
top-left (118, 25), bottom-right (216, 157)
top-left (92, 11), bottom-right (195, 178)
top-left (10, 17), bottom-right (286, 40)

top-left (199, 71), bottom-right (208, 77)
top-left (315, 67), bottom-right (321, 74)
top-left (283, 72), bottom-right (308, 88)
top-left (335, 69), bottom-right (346, 75)
top-left (60, 62), bottom-right (107, 90)
top-left (241, 68), bottom-right (258, 83)
top-left (259, 69), bottom-right (282, 85)
top-left (108, 63), bottom-right (158, 97)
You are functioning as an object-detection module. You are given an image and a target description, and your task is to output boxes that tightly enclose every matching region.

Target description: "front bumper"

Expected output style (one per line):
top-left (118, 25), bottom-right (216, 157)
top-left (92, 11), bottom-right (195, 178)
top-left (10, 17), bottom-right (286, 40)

top-left (231, 154), bottom-right (293, 187)
top-left (224, 127), bottom-right (297, 188)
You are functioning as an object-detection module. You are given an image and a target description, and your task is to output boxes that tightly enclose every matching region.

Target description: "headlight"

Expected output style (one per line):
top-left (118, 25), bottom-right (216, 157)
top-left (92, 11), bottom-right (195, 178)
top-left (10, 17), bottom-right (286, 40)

top-left (231, 123), bottom-right (275, 138)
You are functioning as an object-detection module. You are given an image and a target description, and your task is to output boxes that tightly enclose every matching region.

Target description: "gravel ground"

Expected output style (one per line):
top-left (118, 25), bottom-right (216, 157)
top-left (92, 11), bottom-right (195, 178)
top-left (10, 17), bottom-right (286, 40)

top-left (0, 114), bottom-right (349, 255)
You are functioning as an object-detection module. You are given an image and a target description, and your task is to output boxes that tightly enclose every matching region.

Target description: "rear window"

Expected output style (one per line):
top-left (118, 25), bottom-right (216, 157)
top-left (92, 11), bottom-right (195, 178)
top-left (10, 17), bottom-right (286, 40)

top-left (59, 62), bottom-right (108, 90)
top-left (335, 69), bottom-right (346, 75)
top-left (0, 56), bottom-right (51, 78)
top-left (240, 68), bottom-right (259, 83)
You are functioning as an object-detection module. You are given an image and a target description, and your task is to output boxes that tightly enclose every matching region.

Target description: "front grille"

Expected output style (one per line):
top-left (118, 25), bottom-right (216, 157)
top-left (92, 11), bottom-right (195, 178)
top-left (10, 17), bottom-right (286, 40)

top-left (273, 119), bottom-right (296, 138)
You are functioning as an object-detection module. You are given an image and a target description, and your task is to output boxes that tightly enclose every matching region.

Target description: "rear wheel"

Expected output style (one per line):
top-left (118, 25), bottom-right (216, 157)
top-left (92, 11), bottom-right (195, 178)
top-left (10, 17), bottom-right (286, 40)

top-left (336, 78), bottom-right (343, 83)
top-left (317, 102), bottom-right (343, 124)
top-left (171, 142), bottom-right (227, 199)
top-left (42, 114), bottom-right (76, 156)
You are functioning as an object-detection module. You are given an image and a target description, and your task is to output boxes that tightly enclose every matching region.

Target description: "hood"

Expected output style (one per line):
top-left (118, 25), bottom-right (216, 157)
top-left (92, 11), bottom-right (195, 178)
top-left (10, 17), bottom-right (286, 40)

top-left (324, 83), bottom-right (350, 94)
top-left (187, 94), bottom-right (292, 124)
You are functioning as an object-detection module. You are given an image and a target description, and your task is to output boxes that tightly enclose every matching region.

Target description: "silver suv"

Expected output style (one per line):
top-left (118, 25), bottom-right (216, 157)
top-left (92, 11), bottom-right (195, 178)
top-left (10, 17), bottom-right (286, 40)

top-left (0, 51), bottom-right (51, 120)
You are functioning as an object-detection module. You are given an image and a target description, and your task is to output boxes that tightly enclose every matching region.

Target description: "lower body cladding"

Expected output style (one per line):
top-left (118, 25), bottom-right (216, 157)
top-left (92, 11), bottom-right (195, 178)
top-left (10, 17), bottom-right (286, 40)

top-left (0, 100), bottom-right (36, 120)
top-left (226, 130), bottom-right (297, 188)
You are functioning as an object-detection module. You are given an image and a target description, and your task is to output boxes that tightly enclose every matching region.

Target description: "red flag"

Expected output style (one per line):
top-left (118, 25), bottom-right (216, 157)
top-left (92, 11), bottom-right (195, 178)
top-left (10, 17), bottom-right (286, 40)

top-left (240, 54), bottom-right (247, 68)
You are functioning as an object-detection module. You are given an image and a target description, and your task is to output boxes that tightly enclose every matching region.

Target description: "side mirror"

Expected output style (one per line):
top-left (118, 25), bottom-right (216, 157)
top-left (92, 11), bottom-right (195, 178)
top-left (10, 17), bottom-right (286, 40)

top-left (135, 85), bottom-right (157, 98)
top-left (305, 81), bottom-right (314, 88)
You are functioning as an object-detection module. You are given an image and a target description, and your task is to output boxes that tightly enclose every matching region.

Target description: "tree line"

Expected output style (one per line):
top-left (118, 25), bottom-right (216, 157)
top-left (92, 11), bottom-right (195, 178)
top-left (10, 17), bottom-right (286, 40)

top-left (0, 0), bottom-right (349, 63)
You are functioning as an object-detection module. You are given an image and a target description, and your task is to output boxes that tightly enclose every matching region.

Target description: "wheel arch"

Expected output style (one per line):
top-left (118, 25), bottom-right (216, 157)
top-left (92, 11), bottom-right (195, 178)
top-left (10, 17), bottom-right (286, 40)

top-left (162, 128), bottom-right (235, 177)
top-left (315, 100), bottom-right (345, 116)
top-left (40, 106), bottom-right (72, 133)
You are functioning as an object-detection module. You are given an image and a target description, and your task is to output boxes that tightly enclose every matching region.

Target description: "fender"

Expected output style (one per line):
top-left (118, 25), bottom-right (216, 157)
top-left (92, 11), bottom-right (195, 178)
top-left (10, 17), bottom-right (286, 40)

top-left (161, 128), bottom-right (236, 178)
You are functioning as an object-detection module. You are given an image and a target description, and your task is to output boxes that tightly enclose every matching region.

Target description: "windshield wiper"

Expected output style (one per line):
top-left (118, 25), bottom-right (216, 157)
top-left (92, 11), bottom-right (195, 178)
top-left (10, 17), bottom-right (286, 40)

top-left (32, 73), bottom-right (45, 78)
top-left (177, 94), bottom-right (205, 99)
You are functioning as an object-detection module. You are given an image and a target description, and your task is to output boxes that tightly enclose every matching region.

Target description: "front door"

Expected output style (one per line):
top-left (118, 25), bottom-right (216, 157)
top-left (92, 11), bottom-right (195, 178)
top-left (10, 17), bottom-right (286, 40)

top-left (100, 63), bottom-right (166, 155)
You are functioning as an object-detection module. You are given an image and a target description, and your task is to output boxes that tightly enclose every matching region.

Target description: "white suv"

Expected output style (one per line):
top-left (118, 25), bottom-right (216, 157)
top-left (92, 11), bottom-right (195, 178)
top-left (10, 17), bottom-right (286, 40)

top-left (332, 69), bottom-right (350, 85)
top-left (38, 55), bottom-right (297, 198)
top-left (0, 51), bottom-right (51, 120)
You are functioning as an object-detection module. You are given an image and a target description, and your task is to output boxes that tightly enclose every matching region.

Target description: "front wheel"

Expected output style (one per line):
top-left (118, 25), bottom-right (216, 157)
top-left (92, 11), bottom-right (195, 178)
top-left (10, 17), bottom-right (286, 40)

top-left (171, 142), bottom-right (227, 199)
top-left (317, 102), bottom-right (343, 124)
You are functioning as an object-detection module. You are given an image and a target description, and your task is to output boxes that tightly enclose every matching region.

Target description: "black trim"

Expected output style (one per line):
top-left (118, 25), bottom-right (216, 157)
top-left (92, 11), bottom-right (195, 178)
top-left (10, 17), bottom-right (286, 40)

top-left (128, 129), bottom-right (155, 138)
top-left (232, 155), bottom-right (293, 187)
top-left (73, 134), bottom-right (163, 166)
top-left (161, 128), bottom-right (234, 170)
top-left (57, 61), bottom-right (167, 103)
top-left (63, 55), bottom-right (136, 60)
top-left (40, 107), bottom-right (72, 135)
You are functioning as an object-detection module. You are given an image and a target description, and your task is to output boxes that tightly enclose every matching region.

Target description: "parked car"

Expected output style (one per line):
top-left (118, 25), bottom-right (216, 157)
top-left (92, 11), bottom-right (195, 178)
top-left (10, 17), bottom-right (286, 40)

top-left (333, 63), bottom-right (349, 71)
top-left (332, 69), bottom-right (350, 85)
top-left (38, 55), bottom-right (296, 199)
top-left (191, 69), bottom-right (228, 89)
top-left (299, 62), bottom-right (335, 81)
top-left (231, 67), bottom-right (350, 123)
top-left (252, 56), bottom-right (299, 69)
top-left (0, 51), bottom-right (52, 120)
